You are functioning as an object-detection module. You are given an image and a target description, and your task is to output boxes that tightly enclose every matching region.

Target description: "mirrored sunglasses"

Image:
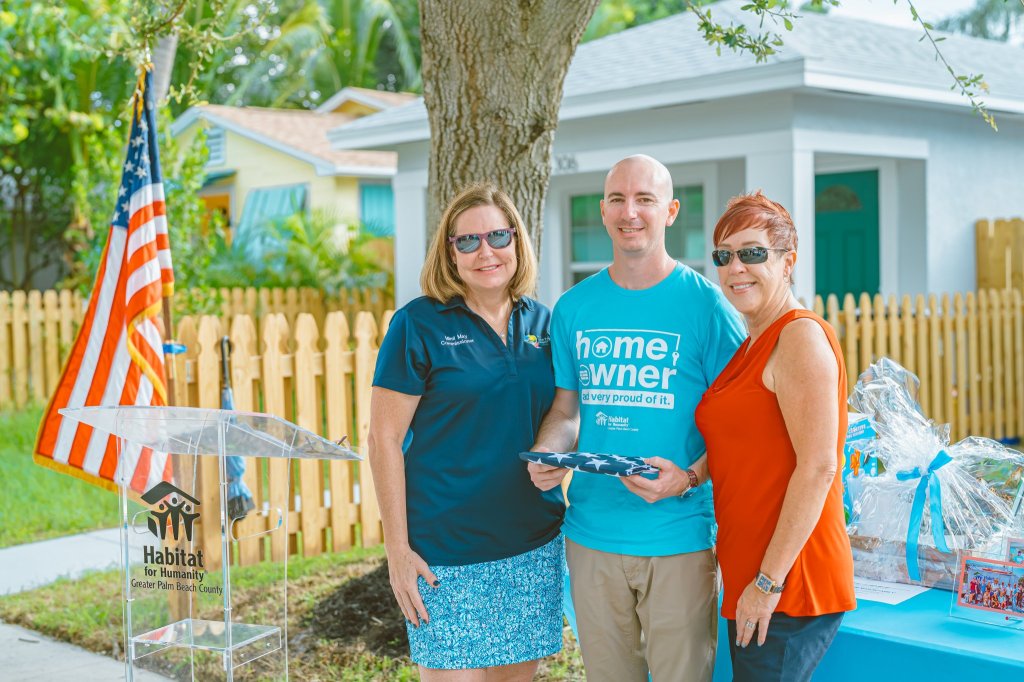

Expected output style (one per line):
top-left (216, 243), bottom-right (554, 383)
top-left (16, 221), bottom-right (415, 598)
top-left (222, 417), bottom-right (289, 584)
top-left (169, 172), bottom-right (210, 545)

top-left (711, 246), bottom-right (789, 267)
top-left (448, 227), bottom-right (516, 254)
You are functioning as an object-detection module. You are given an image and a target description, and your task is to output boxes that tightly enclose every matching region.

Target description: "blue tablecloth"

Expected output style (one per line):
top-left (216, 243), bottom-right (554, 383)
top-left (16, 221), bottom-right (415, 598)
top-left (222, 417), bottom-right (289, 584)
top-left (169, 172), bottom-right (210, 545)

top-left (713, 588), bottom-right (1024, 680)
top-left (565, 571), bottom-right (1024, 679)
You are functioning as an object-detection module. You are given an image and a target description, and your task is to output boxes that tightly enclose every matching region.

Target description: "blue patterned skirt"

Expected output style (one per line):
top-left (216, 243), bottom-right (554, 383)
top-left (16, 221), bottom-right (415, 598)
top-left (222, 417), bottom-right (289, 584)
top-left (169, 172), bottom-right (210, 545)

top-left (406, 534), bottom-right (565, 669)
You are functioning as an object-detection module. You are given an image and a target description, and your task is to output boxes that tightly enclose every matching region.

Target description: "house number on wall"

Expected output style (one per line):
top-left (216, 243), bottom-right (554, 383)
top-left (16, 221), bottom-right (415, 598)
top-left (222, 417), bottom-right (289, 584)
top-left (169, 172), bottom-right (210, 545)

top-left (553, 154), bottom-right (579, 175)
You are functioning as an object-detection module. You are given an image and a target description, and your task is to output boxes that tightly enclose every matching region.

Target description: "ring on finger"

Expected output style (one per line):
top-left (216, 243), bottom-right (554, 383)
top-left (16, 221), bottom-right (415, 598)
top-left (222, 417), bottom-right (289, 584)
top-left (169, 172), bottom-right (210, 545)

top-left (744, 620), bottom-right (756, 630)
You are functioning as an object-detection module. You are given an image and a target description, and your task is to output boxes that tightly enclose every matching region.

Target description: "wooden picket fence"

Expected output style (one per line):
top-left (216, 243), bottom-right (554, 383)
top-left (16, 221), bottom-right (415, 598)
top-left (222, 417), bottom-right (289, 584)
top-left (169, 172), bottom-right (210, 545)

top-left (0, 286), bottom-right (392, 410)
top-left (976, 218), bottom-right (1024, 292)
top-left (4, 285), bottom-right (1022, 568)
top-left (172, 309), bottom-right (393, 570)
top-left (0, 289), bottom-right (84, 409)
top-left (812, 289), bottom-right (1023, 444)
top-left (209, 285), bottom-right (392, 334)
top-left (179, 288), bottom-right (1024, 569)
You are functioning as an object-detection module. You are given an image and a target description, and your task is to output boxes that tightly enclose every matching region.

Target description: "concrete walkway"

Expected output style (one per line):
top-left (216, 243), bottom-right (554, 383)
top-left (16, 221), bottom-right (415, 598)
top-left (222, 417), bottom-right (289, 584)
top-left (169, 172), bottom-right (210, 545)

top-left (0, 529), bottom-right (170, 680)
top-left (0, 621), bottom-right (168, 681)
top-left (0, 527), bottom-right (126, 595)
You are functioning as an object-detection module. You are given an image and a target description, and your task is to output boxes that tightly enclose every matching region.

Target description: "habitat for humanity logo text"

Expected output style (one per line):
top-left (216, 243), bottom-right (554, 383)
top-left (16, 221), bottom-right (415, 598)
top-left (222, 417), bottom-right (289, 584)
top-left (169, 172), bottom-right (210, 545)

top-left (133, 482), bottom-right (221, 595)
top-left (595, 411), bottom-right (636, 432)
top-left (576, 328), bottom-right (680, 410)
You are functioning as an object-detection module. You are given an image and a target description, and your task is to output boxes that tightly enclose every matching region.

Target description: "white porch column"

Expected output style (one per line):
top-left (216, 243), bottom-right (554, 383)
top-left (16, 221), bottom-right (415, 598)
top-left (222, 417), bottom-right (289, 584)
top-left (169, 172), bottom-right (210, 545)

top-left (392, 171), bottom-right (428, 306)
top-left (745, 149), bottom-right (815, 303)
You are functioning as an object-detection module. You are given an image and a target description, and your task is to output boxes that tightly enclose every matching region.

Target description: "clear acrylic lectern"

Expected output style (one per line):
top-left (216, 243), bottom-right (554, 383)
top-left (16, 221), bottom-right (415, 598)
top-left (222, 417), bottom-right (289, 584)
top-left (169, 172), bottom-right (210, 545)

top-left (59, 406), bottom-right (360, 681)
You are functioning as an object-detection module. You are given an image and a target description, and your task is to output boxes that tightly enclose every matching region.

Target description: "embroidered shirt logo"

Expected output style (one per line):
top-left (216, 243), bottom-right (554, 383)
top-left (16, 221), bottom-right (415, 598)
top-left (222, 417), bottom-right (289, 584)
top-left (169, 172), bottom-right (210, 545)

top-left (525, 332), bottom-right (550, 349)
top-left (441, 333), bottom-right (475, 347)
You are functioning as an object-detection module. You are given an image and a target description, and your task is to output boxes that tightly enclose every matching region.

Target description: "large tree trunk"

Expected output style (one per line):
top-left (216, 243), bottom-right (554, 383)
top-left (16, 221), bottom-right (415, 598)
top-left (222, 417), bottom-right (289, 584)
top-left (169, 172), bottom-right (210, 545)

top-left (419, 0), bottom-right (600, 262)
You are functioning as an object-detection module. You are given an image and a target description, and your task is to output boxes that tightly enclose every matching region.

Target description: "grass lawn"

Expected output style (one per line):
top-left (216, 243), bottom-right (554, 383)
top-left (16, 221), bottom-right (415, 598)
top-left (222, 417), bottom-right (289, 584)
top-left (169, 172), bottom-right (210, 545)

top-left (0, 545), bottom-right (585, 680)
top-left (0, 407), bottom-right (121, 548)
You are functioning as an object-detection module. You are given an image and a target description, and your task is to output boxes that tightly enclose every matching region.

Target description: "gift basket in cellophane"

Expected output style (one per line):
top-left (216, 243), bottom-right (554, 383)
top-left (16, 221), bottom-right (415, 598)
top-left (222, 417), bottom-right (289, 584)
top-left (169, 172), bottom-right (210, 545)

top-left (844, 358), bottom-right (1024, 590)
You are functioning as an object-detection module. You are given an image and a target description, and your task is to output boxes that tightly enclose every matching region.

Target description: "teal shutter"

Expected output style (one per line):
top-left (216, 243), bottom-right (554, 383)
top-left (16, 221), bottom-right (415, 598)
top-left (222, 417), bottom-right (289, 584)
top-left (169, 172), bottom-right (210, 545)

top-left (234, 184), bottom-right (308, 260)
top-left (360, 183), bottom-right (395, 236)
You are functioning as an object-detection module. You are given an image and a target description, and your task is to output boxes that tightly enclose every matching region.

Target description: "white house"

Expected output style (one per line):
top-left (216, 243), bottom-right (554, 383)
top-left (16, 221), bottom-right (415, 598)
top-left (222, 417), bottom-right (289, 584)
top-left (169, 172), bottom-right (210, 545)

top-left (327, 2), bottom-right (1024, 307)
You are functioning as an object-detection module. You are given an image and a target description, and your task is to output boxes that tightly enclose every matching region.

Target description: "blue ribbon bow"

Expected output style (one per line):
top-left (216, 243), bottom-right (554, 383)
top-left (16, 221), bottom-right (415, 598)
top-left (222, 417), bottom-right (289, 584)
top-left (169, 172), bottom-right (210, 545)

top-left (895, 450), bottom-right (953, 581)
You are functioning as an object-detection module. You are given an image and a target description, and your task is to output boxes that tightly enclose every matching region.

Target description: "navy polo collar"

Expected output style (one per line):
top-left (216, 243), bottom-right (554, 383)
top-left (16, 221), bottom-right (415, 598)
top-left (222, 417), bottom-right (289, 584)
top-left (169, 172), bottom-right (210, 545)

top-left (435, 295), bottom-right (534, 313)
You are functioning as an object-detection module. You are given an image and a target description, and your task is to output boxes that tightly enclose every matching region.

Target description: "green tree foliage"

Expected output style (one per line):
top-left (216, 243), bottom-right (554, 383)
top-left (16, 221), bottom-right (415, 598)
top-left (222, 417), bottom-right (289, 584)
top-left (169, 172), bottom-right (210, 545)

top-left (203, 211), bottom-right (392, 300)
top-left (938, 0), bottom-right (1024, 42)
top-left (165, 0), bottom-right (420, 113)
top-left (0, 1), bottom-right (136, 288)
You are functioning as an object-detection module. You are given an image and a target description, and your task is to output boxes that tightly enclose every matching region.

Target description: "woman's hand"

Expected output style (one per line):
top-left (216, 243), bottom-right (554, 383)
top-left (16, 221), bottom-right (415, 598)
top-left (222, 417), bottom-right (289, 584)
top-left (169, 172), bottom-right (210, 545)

top-left (620, 456), bottom-right (690, 502)
top-left (386, 543), bottom-right (439, 627)
top-left (735, 580), bottom-right (781, 648)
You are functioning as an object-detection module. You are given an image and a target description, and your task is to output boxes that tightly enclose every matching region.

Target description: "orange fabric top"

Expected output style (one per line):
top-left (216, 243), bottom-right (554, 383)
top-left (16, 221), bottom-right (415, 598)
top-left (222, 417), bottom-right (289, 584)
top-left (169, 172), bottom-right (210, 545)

top-left (696, 309), bottom-right (856, 619)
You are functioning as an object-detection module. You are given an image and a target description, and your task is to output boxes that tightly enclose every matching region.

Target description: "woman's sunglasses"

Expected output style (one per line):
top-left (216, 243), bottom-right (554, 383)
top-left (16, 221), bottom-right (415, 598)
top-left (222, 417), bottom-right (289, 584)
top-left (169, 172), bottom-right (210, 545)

top-left (448, 227), bottom-right (516, 254)
top-left (711, 246), bottom-right (789, 267)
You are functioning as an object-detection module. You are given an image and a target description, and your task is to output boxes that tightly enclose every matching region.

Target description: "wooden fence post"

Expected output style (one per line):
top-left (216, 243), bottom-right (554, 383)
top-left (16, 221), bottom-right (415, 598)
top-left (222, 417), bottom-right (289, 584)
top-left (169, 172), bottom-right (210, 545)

top-left (858, 293), bottom-right (873, 379)
top-left (261, 314), bottom-right (291, 562)
top-left (886, 296), bottom-right (900, 366)
top-left (354, 311), bottom-right (382, 546)
top-left (1001, 289), bottom-right (1016, 440)
top-left (901, 295), bottom-right (915, 378)
top-left (294, 313), bottom-right (326, 558)
top-left (1015, 289), bottom-right (1024, 442)
top-left (229, 314), bottom-right (264, 566)
top-left (324, 311), bottom-right (356, 552)
top-left (27, 290), bottom-right (44, 403)
top-left (43, 290), bottom-right (60, 397)
top-left (979, 290), bottom-right (992, 437)
top-left (873, 294), bottom-right (887, 360)
top-left (58, 290), bottom-right (76, 356)
top-left (990, 290), bottom-right (1005, 440)
top-left (0, 291), bottom-right (11, 409)
top-left (941, 295), bottom-right (954, 434)
top-left (954, 294), bottom-right (968, 442)
top-left (843, 294), bottom-right (857, 390)
top-left (915, 295), bottom-right (930, 417)
top-left (196, 316), bottom-right (224, 570)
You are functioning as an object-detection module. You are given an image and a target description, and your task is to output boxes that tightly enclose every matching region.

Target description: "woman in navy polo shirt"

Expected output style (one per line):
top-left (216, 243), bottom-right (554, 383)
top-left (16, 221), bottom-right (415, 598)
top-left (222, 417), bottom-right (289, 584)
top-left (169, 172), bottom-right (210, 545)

top-left (368, 183), bottom-right (564, 679)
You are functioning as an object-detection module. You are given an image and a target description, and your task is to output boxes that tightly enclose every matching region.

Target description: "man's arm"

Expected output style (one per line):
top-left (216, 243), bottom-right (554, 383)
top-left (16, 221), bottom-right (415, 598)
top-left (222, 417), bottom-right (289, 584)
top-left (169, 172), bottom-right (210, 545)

top-left (527, 388), bottom-right (580, 491)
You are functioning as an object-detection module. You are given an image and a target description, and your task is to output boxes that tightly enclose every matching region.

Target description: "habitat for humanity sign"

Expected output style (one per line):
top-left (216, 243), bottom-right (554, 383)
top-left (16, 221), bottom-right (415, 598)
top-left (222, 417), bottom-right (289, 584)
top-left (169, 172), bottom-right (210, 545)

top-left (575, 328), bottom-right (680, 410)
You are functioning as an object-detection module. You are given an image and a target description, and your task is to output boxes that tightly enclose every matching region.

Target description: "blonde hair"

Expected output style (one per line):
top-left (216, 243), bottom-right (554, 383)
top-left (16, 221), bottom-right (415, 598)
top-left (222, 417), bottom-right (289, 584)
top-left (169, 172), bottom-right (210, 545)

top-left (420, 183), bottom-right (538, 302)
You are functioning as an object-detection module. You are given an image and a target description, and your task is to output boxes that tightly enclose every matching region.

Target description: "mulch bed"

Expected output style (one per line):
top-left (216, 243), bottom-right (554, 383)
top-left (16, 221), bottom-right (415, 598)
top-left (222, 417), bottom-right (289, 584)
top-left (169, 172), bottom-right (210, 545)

top-left (305, 559), bottom-right (409, 659)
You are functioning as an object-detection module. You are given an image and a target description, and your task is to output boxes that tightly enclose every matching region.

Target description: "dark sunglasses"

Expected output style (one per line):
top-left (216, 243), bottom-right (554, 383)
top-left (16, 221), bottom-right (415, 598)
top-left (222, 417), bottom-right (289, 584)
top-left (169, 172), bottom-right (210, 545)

top-left (448, 227), bottom-right (516, 254)
top-left (711, 246), bottom-right (789, 267)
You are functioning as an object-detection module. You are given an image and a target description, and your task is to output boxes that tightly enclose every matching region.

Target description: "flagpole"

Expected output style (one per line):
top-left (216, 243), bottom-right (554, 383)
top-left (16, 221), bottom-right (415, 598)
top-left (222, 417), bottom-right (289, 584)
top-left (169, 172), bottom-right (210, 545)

top-left (140, 58), bottom-right (188, 625)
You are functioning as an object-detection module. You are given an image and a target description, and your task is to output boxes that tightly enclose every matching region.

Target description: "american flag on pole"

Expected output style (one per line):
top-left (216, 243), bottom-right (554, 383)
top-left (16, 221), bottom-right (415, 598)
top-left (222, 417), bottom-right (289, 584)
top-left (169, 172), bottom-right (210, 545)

top-left (34, 66), bottom-right (175, 493)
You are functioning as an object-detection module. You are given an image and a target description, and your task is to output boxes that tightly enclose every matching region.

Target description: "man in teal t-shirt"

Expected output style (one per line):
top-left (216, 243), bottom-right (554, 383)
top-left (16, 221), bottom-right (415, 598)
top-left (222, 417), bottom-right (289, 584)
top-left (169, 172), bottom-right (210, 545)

top-left (529, 155), bottom-right (745, 682)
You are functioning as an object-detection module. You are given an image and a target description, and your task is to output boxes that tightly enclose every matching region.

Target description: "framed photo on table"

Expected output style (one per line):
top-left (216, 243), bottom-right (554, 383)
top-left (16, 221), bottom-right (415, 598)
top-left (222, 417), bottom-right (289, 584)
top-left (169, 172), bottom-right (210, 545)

top-left (951, 553), bottom-right (1024, 630)
top-left (1005, 537), bottom-right (1024, 566)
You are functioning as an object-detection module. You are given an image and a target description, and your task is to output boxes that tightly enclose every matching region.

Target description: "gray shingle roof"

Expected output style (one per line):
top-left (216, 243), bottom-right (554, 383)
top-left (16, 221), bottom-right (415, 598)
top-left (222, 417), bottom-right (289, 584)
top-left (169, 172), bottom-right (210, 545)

top-left (330, 0), bottom-right (1024, 145)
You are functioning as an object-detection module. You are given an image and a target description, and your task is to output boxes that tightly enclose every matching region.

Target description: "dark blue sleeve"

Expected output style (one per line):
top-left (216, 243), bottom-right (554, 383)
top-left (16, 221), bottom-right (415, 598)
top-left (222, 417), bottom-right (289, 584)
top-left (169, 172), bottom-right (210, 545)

top-left (372, 307), bottom-right (429, 396)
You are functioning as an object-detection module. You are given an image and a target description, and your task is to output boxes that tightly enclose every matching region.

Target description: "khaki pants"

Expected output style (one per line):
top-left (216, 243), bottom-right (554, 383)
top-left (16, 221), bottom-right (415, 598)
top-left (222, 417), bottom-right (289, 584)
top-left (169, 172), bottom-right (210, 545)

top-left (566, 538), bottom-right (718, 682)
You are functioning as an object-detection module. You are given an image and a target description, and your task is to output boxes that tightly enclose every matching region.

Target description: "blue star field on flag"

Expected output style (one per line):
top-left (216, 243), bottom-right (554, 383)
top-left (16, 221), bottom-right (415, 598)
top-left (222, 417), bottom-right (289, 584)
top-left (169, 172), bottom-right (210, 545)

top-left (112, 79), bottom-right (162, 231)
top-left (519, 451), bottom-right (659, 477)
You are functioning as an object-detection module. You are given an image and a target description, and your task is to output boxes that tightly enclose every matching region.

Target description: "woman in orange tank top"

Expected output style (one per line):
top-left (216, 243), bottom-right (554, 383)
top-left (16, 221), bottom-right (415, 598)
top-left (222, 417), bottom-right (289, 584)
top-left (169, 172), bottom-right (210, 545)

top-left (695, 192), bottom-right (856, 682)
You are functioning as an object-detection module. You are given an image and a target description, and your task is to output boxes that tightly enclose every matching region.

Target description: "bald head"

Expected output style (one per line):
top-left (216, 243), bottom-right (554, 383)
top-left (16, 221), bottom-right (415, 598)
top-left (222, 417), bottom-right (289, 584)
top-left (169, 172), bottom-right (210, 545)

top-left (605, 154), bottom-right (674, 202)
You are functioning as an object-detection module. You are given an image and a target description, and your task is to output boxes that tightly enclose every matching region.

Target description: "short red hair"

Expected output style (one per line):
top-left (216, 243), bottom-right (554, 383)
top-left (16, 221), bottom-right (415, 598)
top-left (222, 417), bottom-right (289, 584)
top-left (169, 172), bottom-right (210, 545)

top-left (713, 191), bottom-right (797, 252)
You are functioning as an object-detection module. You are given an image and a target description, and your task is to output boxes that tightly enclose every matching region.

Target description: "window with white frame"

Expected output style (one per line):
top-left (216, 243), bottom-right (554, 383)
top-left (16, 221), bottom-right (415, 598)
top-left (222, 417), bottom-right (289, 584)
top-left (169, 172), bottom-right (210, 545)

top-left (205, 128), bottom-right (225, 167)
top-left (568, 184), bottom-right (705, 284)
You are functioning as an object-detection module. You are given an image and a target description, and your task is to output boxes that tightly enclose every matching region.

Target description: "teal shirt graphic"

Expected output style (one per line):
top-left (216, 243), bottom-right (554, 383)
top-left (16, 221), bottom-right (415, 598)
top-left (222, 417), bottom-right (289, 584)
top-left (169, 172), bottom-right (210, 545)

top-left (552, 263), bottom-right (746, 556)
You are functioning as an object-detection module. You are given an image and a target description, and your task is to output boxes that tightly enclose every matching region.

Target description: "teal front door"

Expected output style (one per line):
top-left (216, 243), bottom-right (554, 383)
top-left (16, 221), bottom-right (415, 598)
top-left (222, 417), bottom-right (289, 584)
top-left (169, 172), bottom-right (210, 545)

top-left (814, 170), bottom-right (880, 300)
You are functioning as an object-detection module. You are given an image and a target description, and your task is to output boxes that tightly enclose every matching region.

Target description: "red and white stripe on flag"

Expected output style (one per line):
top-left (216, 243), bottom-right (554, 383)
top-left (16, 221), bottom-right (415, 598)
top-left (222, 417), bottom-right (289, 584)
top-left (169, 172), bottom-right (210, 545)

top-left (35, 66), bottom-right (176, 493)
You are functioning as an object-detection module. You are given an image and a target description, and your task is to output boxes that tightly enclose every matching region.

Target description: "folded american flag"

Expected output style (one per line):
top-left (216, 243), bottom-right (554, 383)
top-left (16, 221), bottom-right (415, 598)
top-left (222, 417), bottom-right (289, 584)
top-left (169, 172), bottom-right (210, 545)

top-left (519, 451), bottom-right (659, 477)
